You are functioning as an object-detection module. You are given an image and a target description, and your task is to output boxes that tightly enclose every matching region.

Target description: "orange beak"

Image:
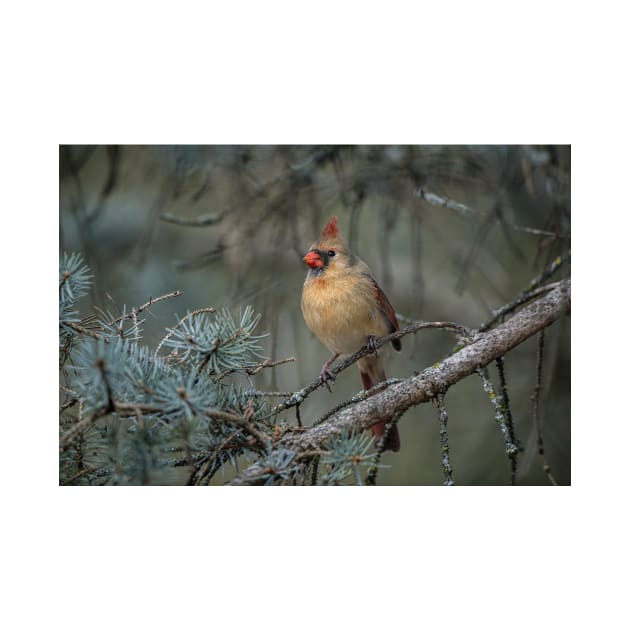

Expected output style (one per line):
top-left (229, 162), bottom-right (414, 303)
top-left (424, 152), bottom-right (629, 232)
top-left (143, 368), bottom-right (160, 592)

top-left (303, 251), bottom-right (324, 269)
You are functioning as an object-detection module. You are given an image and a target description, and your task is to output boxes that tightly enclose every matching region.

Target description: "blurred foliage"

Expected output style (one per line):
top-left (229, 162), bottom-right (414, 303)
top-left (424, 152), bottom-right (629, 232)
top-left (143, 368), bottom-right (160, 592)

top-left (59, 145), bottom-right (570, 485)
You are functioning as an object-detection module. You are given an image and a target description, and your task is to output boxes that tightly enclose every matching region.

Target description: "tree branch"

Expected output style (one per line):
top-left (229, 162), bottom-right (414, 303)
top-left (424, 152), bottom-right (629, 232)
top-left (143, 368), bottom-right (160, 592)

top-left (229, 279), bottom-right (570, 485)
top-left (265, 321), bottom-right (471, 420)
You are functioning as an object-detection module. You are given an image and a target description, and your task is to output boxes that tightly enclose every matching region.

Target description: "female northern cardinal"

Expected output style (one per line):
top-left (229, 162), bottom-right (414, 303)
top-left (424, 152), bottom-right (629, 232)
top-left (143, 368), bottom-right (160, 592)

top-left (300, 216), bottom-right (401, 452)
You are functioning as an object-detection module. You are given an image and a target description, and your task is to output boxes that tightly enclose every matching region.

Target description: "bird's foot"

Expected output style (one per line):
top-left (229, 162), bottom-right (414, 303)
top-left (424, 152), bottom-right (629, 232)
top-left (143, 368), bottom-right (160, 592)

top-left (318, 353), bottom-right (339, 392)
top-left (367, 335), bottom-right (378, 354)
top-left (319, 364), bottom-right (336, 392)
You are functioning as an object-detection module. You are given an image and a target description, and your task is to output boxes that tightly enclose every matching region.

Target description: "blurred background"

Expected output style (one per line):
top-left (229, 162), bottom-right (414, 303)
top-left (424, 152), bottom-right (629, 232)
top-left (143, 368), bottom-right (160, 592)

top-left (59, 145), bottom-right (570, 485)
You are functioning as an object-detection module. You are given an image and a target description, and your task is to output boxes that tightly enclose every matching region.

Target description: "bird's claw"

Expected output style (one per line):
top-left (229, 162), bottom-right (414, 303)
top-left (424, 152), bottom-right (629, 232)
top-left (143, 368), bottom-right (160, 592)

top-left (367, 335), bottom-right (378, 354)
top-left (319, 365), bottom-right (336, 391)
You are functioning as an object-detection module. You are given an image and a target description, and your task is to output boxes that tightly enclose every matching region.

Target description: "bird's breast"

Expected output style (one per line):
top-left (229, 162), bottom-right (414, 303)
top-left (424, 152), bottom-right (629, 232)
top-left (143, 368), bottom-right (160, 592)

top-left (301, 275), bottom-right (390, 355)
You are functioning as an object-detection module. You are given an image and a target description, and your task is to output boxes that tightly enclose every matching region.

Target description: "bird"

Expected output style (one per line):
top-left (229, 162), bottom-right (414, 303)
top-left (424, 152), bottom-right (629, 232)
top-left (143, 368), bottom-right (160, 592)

top-left (300, 216), bottom-right (402, 452)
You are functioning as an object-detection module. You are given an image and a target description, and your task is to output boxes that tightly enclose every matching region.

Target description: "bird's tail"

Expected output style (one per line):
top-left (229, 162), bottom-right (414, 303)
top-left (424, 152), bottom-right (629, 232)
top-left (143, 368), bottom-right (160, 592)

top-left (357, 354), bottom-right (400, 453)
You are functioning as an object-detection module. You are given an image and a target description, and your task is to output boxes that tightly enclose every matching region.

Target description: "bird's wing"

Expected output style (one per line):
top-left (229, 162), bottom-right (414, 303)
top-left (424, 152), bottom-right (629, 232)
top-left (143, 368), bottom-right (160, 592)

top-left (366, 274), bottom-right (402, 351)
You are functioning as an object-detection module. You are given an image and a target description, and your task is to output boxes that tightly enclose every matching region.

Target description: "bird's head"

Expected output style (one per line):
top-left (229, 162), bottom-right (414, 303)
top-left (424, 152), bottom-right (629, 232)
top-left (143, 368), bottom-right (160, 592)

top-left (303, 216), bottom-right (354, 274)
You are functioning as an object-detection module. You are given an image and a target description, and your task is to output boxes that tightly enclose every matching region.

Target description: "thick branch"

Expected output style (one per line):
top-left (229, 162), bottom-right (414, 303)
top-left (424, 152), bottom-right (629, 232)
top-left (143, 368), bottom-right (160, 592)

top-left (230, 279), bottom-right (570, 485)
top-left (266, 320), bottom-right (471, 419)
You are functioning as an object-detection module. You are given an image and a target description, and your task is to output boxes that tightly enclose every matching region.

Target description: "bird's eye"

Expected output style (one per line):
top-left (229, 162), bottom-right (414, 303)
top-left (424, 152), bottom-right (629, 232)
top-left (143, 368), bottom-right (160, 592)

top-left (327, 250), bottom-right (336, 257)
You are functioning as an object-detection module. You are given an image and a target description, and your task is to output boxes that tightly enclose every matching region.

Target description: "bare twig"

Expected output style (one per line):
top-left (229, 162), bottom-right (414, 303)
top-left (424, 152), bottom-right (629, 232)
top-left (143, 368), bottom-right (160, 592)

top-left (245, 356), bottom-right (295, 376)
top-left (416, 187), bottom-right (570, 238)
top-left (496, 356), bottom-right (519, 485)
top-left (204, 409), bottom-right (271, 453)
top-left (97, 358), bottom-right (115, 412)
top-left (244, 390), bottom-right (296, 398)
top-left (365, 409), bottom-right (406, 486)
top-left (479, 252), bottom-right (569, 333)
top-left (63, 321), bottom-right (103, 339)
top-left (295, 403), bottom-right (302, 428)
top-left (533, 330), bottom-right (558, 485)
top-left (415, 187), bottom-right (477, 218)
top-left (60, 465), bottom-right (101, 486)
top-left (187, 429), bottom-right (244, 485)
top-left (59, 270), bottom-right (72, 291)
top-left (510, 224), bottom-right (570, 239)
top-left (59, 397), bottom-right (78, 414)
top-left (161, 210), bottom-right (226, 226)
top-left (310, 455), bottom-right (320, 485)
top-left (477, 367), bottom-right (519, 459)
top-left (436, 392), bottom-right (454, 486)
top-left (109, 290), bottom-right (184, 326)
top-left (60, 406), bottom-right (110, 450)
top-left (214, 356), bottom-right (296, 381)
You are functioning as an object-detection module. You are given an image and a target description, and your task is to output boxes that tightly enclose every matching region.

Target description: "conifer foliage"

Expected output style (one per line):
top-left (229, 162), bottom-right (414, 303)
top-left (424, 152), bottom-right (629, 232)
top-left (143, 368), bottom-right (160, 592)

top-left (59, 252), bottom-right (375, 485)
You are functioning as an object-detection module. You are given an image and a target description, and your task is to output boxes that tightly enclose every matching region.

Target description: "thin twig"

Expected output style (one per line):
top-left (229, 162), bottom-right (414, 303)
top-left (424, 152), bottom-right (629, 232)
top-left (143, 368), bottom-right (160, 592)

top-left (59, 397), bottom-right (78, 414)
top-left (496, 356), bottom-right (519, 485)
top-left (63, 321), bottom-right (102, 339)
top-left (364, 410), bottom-right (405, 485)
top-left (295, 403), bottom-right (302, 428)
top-left (187, 429), bottom-right (244, 485)
top-left (479, 253), bottom-right (569, 333)
top-left (477, 367), bottom-right (519, 458)
top-left (60, 406), bottom-right (110, 450)
top-left (436, 393), bottom-right (454, 486)
top-left (416, 187), bottom-right (570, 238)
top-left (310, 455), bottom-right (320, 486)
top-left (204, 409), bottom-right (271, 453)
top-left (161, 210), bottom-right (226, 226)
top-left (214, 356), bottom-right (295, 381)
top-left (245, 356), bottom-right (296, 376)
top-left (533, 330), bottom-right (558, 485)
top-left (510, 224), bottom-right (570, 239)
top-left (415, 187), bottom-right (477, 218)
top-left (60, 465), bottom-right (100, 486)
top-left (97, 358), bottom-right (115, 413)
top-left (109, 290), bottom-right (184, 326)
top-left (59, 270), bottom-right (72, 290)
top-left (244, 390), bottom-right (296, 398)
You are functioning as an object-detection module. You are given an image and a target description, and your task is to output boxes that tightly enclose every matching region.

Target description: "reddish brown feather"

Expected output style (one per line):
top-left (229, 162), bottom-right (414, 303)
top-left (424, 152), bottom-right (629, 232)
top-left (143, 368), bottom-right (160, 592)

top-left (371, 278), bottom-right (402, 351)
top-left (321, 216), bottom-right (339, 239)
top-left (375, 283), bottom-right (399, 330)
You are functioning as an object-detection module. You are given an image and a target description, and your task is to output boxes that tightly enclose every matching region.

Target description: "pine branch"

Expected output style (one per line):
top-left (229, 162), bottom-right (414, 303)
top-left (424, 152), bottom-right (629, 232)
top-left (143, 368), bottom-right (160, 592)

top-left (229, 280), bottom-right (570, 485)
top-left (108, 290), bottom-right (184, 326)
top-left (63, 320), bottom-right (103, 339)
top-left (154, 307), bottom-right (217, 358)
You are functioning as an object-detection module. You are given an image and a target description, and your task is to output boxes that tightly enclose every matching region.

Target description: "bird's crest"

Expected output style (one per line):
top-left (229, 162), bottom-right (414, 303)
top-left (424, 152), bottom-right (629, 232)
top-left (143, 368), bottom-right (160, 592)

top-left (321, 216), bottom-right (339, 239)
